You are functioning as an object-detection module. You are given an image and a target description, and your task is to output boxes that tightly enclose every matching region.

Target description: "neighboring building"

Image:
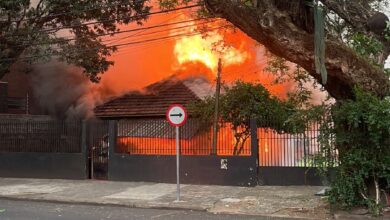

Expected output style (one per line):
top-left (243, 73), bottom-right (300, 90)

top-left (0, 70), bottom-right (43, 115)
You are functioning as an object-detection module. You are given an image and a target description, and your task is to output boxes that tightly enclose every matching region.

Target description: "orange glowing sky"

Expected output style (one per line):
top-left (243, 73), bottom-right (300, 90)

top-left (98, 4), bottom-right (292, 98)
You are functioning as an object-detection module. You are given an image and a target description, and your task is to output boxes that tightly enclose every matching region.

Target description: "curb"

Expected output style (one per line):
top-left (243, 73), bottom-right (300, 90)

top-left (0, 195), bottom-right (206, 212)
top-left (0, 196), bottom-right (318, 220)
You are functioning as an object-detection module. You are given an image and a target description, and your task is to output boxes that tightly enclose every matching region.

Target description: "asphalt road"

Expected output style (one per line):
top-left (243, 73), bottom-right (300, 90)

top-left (0, 198), bottom-right (281, 220)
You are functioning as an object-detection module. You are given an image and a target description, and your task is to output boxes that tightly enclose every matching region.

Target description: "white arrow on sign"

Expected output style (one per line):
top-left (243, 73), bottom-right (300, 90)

top-left (166, 104), bottom-right (187, 127)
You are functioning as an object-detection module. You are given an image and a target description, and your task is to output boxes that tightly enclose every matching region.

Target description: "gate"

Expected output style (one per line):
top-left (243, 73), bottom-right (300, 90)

top-left (87, 120), bottom-right (109, 180)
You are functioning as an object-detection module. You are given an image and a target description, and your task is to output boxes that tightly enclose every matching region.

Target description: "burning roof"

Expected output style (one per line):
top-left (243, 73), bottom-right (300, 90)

top-left (94, 76), bottom-right (213, 118)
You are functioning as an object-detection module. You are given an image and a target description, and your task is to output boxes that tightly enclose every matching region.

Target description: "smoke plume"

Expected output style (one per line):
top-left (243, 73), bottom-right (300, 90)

top-left (31, 62), bottom-right (115, 119)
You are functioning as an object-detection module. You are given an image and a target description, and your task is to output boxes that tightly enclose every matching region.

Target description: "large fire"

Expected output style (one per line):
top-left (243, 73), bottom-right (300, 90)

top-left (174, 27), bottom-right (249, 71)
top-left (95, 5), bottom-right (307, 165)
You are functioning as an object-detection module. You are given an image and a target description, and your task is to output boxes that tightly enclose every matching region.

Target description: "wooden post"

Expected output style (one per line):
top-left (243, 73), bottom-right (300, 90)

top-left (212, 58), bottom-right (222, 155)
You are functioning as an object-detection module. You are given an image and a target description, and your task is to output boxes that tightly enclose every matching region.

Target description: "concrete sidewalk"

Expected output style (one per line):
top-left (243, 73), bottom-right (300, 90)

top-left (0, 178), bottom-right (331, 219)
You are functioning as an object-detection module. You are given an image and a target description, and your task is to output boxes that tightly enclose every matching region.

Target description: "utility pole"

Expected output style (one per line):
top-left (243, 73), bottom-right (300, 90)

top-left (212, 58), bottom-right (222, 155)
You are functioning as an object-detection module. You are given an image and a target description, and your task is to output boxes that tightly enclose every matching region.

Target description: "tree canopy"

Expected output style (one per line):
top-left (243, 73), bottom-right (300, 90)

top-left (0, 0), bottom-right (150, 82)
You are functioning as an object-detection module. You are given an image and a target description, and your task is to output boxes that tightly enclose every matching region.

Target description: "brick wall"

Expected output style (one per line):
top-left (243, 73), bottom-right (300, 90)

top-left (0, 82), bottom-right (8, 113)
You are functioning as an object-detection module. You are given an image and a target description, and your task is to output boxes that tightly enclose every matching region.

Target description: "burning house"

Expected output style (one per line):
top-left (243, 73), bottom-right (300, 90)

top-left (95, 76), bottom-right (213, 119)
top-left (93, 76), bottom-right (227, 156)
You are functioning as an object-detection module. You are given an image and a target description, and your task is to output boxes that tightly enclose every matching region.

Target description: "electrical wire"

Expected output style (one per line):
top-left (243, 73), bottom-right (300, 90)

top-left (2, 4), bottom-right (201, 38)
top-left (0, 24), bottom-right (231, 62)
top-left (12, 17), bottom-right (218, 48)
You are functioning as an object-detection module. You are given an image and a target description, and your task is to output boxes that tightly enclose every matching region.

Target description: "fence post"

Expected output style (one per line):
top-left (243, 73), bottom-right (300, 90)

top-left (108, 120), bottom-right (117, 180)
top-left (81, 120), bottom-right (87, 155)
top-left (250, 118), bottom-right (258, 165)
top-left (81, 120), bottom-right (88, 179)
top-left (250, 118), bottom-right (259, 186)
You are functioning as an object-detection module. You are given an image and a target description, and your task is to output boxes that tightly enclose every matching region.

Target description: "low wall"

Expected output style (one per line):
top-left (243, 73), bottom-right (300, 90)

top-left (0, 152), bottom-right (87, 179)
top-left (109, 154), bottom-right (258, 186)
top-left (258, 167), bottom-right (334, 186)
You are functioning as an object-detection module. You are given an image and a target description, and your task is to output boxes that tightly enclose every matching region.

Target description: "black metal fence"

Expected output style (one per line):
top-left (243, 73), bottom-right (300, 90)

top-left (0, 118), bottom-right (82, 153)
top-left (257, 122), bottom-right (322, 167)
top-left (87, 119), bottom-right (109, 179)
top-left (115, 116), bottom-right (333, 167)
top-left (116, 118), bottom-right (251, 156)
top-left (0, 115), bottom-right (333, 166)
top-left (256, 116), bottom-right (337, 168)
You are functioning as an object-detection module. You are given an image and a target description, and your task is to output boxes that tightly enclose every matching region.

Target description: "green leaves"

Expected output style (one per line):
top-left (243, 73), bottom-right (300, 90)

top-left (317, 88), bottom-right (390, 214)
top-left (385, 21), bottom-right (390, 41)
top-left (350, 33), bottom-right (384, 60)
top-left (191, 80), bottom-right (313, 135)
top-left (0, 0), bottom-right (151, 81)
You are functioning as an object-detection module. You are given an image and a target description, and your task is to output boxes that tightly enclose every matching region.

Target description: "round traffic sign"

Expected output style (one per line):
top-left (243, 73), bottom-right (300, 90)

top-left (166, 104), bottom-right (187, 127)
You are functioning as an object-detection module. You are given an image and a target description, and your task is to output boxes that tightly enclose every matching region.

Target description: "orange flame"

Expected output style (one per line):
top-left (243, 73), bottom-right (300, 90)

top-left (173, 21), bottom-right (249, 72)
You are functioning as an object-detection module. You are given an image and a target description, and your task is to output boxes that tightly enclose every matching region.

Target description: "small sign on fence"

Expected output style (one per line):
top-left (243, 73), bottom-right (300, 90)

top-left (166, 104), bottom-right (187, 202)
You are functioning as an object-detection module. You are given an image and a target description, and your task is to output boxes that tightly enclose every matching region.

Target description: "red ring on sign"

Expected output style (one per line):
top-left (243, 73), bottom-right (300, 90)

top-left (166, 104), bottom-right (188, 127)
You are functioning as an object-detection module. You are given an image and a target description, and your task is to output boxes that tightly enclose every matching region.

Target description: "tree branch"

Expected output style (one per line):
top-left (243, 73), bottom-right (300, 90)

top-left (320, 0), bottom-right (372, 32)
top-left (320, 0), bottom-right (390, 64)
top-left (205, 0), bottom-right (390, 100)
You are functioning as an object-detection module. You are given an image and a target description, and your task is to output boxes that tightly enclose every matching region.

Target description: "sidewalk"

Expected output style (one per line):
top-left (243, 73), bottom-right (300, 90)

top-left (0, 178), bottom-right (331, 219)
top-left (2, 178), bottom-right (388, 219)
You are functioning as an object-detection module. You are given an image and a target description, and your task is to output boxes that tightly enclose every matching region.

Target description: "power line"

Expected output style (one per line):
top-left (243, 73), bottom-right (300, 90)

top-left (106, 20), bottom-right (217, 44)
top-left (113, 25), bottom-right (230, 48)
top-left (12, 17), bottom-right (217, 48)
top-left (3, 4), bottom-right (201, 38)
top-left (0, 25), bottom-right (231, 62)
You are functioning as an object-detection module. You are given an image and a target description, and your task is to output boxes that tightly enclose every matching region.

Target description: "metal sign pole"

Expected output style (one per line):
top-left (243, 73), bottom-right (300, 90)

top-left (167, 104), bottom-right (186, 202)
top-left (176, 126), bottom-right (180, 202)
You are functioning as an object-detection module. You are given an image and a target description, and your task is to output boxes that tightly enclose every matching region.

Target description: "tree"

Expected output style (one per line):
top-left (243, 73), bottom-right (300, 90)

top-left (317, 89), bottom-right (390, 215)
top-left (161, 0), bottom-right (390, 100)
top-left (191, 81), bottom-right (311, 155)
top-left (0, 0), bottom-right (151, 82)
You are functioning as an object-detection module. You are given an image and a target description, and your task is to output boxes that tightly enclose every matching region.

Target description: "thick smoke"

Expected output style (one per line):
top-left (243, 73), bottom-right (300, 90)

top-left (31, 62), bottom-right (115, 119)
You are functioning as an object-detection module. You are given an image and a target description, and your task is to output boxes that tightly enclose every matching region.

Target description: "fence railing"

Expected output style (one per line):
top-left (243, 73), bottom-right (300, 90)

top-left (116, 118), bottom-right (251, 156)
top-left (0, 119), bottom-right (82, 153)
top-left (256, 116), bottom-right (337, 168)
top-left (0, 116), bottom-right (336, 167)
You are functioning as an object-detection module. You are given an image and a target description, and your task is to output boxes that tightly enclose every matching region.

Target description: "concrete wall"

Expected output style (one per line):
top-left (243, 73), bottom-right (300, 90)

top-left (108, 155), bottom-right (258, 186)
top-left (0, 152), bottom-right (88, 179)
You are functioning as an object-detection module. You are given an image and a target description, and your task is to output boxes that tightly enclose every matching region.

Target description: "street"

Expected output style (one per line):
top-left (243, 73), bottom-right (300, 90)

top-left (0, 199), bottom-right (280, 220)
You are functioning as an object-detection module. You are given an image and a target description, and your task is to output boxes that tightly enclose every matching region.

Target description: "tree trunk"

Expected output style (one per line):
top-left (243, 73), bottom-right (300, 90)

top-left (205, 0), bottom-right (390, 100)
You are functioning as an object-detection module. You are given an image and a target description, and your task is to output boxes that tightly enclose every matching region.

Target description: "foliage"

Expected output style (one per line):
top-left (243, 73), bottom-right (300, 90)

top-left (316, 88), bottom-right (390, 215)
top-left (385, 21), bottom-right (390, 41)
top-left (350, 33), bottom-right (384, 60)
top-left (0, 0), bottom-right (151, 81)
top-left (190, 80), bottom-right (320, 155)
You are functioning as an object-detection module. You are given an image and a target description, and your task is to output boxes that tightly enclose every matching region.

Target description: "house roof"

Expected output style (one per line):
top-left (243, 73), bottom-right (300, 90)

top-left (94, 76), bottom-right (213, 118)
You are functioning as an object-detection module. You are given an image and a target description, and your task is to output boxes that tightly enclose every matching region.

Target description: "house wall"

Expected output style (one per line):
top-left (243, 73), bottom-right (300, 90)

top-left (1, 71), bottom-right (45, 115)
